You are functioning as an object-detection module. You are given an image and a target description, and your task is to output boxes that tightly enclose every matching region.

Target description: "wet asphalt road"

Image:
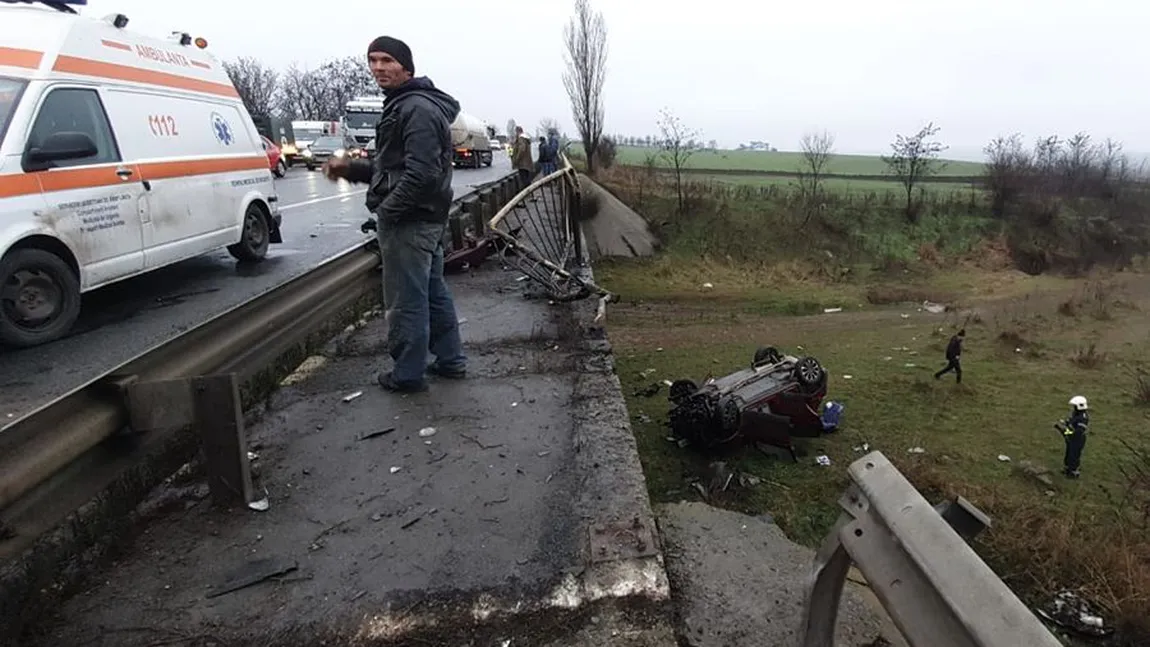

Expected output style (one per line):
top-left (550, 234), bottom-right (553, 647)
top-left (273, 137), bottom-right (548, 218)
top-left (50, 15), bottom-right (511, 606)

top-left (0, 155), bottom-right (513, 422)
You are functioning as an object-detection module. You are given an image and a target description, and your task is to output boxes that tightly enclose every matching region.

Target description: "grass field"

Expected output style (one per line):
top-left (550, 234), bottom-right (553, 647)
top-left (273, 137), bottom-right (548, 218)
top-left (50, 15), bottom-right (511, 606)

top-left (596, 255), bottom-right (1150, 637)
top-left (689, 172), bottom-right (980, 197)
top-left (612, 146), bottom-right (986, 177)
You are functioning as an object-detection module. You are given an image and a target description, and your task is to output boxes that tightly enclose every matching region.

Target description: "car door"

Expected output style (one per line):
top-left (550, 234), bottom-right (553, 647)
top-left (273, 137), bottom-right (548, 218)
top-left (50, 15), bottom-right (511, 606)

top-left (23, 86), bottom-right (146, 289)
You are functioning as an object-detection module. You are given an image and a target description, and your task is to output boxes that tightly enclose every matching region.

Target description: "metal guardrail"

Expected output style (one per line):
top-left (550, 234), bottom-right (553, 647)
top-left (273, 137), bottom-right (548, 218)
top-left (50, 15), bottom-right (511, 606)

top-left (488, 155), bottom-right (615, 321)
top-left (800, 451), bottom-right (1063, 647)
top-left (0, 172), bottom-right (522, 555)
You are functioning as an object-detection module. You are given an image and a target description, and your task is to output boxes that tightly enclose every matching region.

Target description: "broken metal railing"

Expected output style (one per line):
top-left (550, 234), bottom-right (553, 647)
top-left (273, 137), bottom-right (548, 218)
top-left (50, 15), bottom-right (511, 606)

top-left (800, 451), bottom-right (1062, 647)
top-left (487, 155), bottom-right (615, 322)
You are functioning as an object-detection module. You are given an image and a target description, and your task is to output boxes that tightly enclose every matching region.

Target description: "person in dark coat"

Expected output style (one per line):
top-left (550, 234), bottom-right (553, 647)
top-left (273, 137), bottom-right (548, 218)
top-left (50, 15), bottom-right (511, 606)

top-left (933, 329), bottom-right (965, 383)
top-left (323, 36), bottom-right (466, 393)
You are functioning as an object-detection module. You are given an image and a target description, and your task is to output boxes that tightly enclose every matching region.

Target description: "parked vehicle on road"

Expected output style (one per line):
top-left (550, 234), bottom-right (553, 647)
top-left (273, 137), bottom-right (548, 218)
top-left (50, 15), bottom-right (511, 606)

top-left (0, 0), bottom-right (283, 348)
top-left (302, 134), bottom-right (361, 171)
top-left (261, 136), bottom-right (286, 178)
top-left (342, 95), bottom-right (383, 149)
top-left (451, 112), bottom-right (493, 169)
top-left (288, 119), bottom-right (339, 166)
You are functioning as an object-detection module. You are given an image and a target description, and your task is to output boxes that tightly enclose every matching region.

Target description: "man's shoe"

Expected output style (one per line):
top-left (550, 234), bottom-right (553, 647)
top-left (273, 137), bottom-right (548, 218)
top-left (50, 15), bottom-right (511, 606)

top-left (427, 363), bottom-right (467, 379)
top-left (377, 371), bottom-right (428, 393)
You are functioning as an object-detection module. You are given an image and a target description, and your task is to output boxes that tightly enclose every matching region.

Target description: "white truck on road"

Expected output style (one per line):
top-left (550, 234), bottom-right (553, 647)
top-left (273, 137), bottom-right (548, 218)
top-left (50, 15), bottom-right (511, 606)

top-left (451, 113), bottom-right (494, 169)
top-left (342, 97), bottom-right (494, 168)
top-left (342, 96), bottom-right (384, 154)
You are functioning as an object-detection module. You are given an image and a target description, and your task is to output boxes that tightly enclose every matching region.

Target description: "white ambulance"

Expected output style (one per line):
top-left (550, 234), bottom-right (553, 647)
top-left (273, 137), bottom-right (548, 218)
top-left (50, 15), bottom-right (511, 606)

top-left (0, 0), bottom-right (282, 348)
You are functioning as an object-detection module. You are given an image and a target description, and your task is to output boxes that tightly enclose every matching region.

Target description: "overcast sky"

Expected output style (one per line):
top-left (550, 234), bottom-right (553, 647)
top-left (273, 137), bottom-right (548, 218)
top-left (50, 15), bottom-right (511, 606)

top-left (82, 0), bottom-right (1147, 161)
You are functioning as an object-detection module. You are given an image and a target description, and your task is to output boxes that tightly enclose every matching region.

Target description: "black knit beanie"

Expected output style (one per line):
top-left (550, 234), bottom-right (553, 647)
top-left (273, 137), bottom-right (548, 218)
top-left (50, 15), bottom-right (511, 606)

top-left (367, 36), bottom-right (414, 76)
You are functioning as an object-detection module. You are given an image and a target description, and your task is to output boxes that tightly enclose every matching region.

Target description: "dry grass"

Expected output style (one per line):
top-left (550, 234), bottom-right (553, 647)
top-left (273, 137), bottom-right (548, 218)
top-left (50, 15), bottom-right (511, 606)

top-left (603, 257), bottom-right (1150, 643)
top-left (1071, 343), bottom-right (1108, 369)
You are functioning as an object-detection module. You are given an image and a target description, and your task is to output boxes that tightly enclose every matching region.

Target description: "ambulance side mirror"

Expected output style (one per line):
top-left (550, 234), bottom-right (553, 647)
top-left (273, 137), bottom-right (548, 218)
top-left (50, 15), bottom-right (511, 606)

top-left (24, 132), bottom-right (98, 170)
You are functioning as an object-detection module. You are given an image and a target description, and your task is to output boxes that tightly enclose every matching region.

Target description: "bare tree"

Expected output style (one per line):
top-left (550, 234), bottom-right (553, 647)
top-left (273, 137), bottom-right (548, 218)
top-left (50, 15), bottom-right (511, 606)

top-left (657, 108), bottom-right (699, 215)
top-left (882, 122), bottom-right (948, 223)
top-left (562, 0), bottom-right (608, 174)
top-left (796, 130), bottom-right (836, 222)
top-left (276, 65), bottom-right (328, 120)
top-left (223, 57), bottom-right (279, 118)
top-left (538, 117), bottom-right (561, 137)
top-left (274, 57), bottom-right (374, 121)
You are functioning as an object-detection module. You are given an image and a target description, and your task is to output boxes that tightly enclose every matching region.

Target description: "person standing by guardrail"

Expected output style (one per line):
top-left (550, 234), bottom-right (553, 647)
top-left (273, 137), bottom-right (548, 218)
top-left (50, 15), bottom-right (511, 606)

top-left (537, 130), bottom-right (559, 177)
top-left (323, 35), bottom-right (468, 393)
top-left (511, 126), bottom-right (534, 187)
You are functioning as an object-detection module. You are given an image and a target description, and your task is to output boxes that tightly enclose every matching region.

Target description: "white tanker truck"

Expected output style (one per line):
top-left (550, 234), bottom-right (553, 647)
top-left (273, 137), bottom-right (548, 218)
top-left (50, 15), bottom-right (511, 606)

top-left (450, 112), bottom-right (494, 169)
top-left (342, 97), bottom-right (493, 169)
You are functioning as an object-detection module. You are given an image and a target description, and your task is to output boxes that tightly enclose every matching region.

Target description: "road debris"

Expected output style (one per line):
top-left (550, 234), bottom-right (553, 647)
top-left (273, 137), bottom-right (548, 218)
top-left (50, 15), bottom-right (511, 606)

top-left (908, 447), bottom-right (926, 454)
top-left (998, 454), bottom-right (1011, 462)
top-left (358, 427), bottom-right (396, 441)
top-left (853, 443), bottom-right (871, 453)
top-left (389, 466), bottom-right (402, 474)
top-left (702, 282), bottom-right (714, 290)
top-left (205, 556), bottom-right (298, 599)
top-left (634, 383), bottom-right (661, 397)
top-left (460, 433), bottom-right (502, 450)
top-left (418, 426), bottom-right (437, 438)
top-left (1035, 590), bottom-right (1114, 638)
top-left (815, 455), bottom-right (832, 466)
top-left (922, 301), bottom-right (946, 314)
top-left (342, 391), bottom-right (364, 403)
top-left (823, 307), bottom-right (843, 314)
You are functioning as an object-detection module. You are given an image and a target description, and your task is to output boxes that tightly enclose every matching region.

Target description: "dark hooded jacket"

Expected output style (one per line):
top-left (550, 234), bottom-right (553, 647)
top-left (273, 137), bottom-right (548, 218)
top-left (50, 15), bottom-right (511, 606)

top-left (346, 77), bottom-right (461, 225)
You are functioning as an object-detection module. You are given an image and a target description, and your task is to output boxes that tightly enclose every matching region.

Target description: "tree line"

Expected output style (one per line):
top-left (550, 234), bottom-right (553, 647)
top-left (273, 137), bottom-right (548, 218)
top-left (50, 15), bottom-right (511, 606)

top-left (223, 56), bottom-right (377, 121)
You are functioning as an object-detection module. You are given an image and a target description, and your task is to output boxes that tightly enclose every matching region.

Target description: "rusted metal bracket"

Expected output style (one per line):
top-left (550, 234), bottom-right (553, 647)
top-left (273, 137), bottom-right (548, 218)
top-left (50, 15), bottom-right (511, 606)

top-left (125, 373), bottom-right (254, 509)
top-left (800, 451), bottom-right (1061, 647)
top-left (589, 516), bottom-right (659, 564)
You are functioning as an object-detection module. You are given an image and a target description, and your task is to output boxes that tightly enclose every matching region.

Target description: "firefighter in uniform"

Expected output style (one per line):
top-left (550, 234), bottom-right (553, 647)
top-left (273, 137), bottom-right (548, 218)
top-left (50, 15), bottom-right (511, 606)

top-left (1059, 395), bottom-right (1090, 478)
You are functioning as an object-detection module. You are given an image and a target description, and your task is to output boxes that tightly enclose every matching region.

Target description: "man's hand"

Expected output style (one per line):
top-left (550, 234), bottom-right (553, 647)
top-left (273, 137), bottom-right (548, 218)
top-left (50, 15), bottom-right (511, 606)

top-left (360, 218), bottom-right (377, 234)
top-left (323, 157), bottom-right (350, 181)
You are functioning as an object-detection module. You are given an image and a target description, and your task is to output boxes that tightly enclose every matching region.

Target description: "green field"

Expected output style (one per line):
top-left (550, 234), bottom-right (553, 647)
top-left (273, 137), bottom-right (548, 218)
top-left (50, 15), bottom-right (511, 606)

top-left (596, 256), bottom-right (1150, 638)
top-left (690, 172), bottom-right (980, 196)
top-left (612, 146), bottom-right (986, 177)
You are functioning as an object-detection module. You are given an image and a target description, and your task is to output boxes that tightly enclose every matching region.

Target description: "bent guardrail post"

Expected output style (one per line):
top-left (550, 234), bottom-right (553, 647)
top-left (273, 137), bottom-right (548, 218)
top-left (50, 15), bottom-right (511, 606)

top-left (122, 373), bottom-right (254, 508)
top-left (800, 451), bottom-right (1062, 647)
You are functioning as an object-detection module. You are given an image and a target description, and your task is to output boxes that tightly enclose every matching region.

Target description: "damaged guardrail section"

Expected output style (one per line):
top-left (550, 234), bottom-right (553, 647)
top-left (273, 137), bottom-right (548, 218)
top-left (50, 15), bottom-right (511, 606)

top-left (488, 155), bottom-right (616, 321)
top-left (800, 451), bottom-right (1062, 647)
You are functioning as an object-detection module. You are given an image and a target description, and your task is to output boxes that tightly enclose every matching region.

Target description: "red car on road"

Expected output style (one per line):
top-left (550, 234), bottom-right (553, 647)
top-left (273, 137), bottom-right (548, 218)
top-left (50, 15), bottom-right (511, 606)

top-left (261, 136), bottom-right (287, 178)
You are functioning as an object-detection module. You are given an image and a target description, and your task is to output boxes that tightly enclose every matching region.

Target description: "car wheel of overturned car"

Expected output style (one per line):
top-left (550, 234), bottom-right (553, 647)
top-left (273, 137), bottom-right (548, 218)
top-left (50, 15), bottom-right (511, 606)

top-left (227, 203), bottom-right (271, 263)
top-left (794, 356), bottom-right (825, 388)
top-left (668, 378), bottom-right (698, 403)
top-left (753, 346), bottom-right (783, 366)
top-left (0, 248), bottom-right (81, 348)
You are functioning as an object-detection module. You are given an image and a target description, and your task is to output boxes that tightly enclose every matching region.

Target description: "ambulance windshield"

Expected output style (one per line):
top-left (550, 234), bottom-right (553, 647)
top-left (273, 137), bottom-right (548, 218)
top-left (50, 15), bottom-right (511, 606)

top-left (0, 78), bottom-right (27, 149)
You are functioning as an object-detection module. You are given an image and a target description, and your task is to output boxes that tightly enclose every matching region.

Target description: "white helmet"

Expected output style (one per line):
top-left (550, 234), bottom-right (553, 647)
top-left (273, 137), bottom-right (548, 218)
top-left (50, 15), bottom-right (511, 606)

top-left (1069, 395), bottom-right (1088, 411)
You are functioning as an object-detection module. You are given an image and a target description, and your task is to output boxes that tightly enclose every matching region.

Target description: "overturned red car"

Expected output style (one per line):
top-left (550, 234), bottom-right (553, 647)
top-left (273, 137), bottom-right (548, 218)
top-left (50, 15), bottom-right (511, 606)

top-left (667, 346), bottom-right (841, 457)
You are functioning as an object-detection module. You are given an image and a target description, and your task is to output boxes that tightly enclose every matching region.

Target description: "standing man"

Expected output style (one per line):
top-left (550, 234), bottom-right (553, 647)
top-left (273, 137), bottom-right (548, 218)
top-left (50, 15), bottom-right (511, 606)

top-left (537, 131), bottom-right (558, 177)
top-left (933, 329), bottom-right (965, 383)
top-left (1059, 395), bottom-right (1090, 479)
top-left (324, 36), bottom-right (466, 393)
top-left (511, 125), bottom-right (534, 188)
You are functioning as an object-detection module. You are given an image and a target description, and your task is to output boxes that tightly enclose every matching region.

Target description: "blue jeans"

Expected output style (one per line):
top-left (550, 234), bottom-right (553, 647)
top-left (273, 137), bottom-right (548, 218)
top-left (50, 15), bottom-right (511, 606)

top-left (378, 220), bottom-right (466, 386)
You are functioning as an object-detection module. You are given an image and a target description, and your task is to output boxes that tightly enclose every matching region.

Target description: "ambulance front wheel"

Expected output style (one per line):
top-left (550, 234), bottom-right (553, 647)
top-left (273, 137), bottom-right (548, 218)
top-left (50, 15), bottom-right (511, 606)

top-left (228, 204), bottom-right (271, 263)
top-left (0, 248), bottom-right (81, 348)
